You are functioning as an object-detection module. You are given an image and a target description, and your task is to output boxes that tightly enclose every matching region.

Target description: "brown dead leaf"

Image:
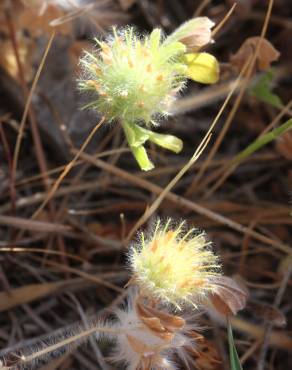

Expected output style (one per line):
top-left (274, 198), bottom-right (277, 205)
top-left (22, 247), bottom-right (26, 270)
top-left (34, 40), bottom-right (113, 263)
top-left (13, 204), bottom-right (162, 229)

top-left (230, 37), bottom-right (280, 74)
top-left (16, 4), bottom-right (72, 36)
top-left (247, 300), bottom-right (286, 327)
top-left (0, 1), bottom-right (70, 83)
top-left (208, 276), bottom-right (248, 315)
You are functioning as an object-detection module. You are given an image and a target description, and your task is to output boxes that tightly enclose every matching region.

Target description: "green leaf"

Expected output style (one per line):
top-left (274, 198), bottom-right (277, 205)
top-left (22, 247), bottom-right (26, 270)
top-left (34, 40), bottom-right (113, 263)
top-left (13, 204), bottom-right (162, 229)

top-left (227, 319), bottom-right (243, 370)
top-left (146, 131), bottom-right (183, 153)
top-left (136, 125), bottom-right (183, 153)
top-left (122, 122), bottom-right (183, 171)
top-left (122, 122), bottom-right (153, 171)
top-left (131, 145), bottom-right (154, 171)
top-left (122, 122), bottom-right (150, 147)
top-left (183, 53), bottom-right (219, 84)
top-left (249, 70), bottom-right (283, 108)
top-left (234, 118), bottom-right (292, 164)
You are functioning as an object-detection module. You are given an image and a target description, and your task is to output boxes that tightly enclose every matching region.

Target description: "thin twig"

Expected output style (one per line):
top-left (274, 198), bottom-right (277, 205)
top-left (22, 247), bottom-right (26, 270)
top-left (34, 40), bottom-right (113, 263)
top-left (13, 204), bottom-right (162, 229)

top-left (77, 152), bottom-right (292, 255)
top-left (11, 31), bottom-right (55, 187)
top-left (31, 117), bottom-right (105, 219)
top-left (126, 56), bottom-right (246, 241)
top-left (186, 0), bottom-right (275, 197)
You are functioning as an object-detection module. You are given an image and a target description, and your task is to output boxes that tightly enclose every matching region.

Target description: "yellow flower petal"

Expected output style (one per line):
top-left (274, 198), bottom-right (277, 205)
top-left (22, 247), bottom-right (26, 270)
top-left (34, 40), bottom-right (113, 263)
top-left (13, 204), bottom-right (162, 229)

top-left (184, 52), bottom-right (219, 84)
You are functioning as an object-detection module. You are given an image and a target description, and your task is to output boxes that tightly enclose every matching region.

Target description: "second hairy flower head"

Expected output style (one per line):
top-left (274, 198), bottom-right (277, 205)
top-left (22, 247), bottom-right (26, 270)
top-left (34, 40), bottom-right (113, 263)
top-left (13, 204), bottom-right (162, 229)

top-left (129, 219), bottom-right (221, 309)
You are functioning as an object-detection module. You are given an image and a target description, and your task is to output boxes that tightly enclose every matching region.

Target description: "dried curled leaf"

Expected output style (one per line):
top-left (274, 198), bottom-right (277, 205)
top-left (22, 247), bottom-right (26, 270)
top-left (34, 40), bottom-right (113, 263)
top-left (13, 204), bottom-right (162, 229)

top-left (247, 300), bottom-right (286, 327)
top-left (230, 37), bottom-right (280, 74)
top-left (165, 17), bottom-right (214, 49)
top-left (178, 17), bottom-right (215, 51)
top-left (208, 276), bottom-right (248, 315)
top-left (17, 2), bottom-right (72, 36)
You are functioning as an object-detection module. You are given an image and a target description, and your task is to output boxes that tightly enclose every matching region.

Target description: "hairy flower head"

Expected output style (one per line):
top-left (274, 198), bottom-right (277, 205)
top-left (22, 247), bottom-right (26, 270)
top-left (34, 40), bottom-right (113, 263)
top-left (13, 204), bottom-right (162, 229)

top-left (79, 19), bottom-right (219, 170)
top-left (79, 27), bottom-right (187, 126)
top-left (129, 219), bottom-right (221, 308)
